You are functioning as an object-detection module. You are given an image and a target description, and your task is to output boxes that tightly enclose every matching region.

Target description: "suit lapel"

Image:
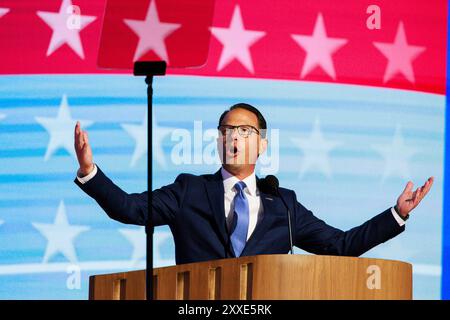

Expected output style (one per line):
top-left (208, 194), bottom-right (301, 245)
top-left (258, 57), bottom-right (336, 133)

top-left (241, 190), bottom-right (283, 256)
top-left (204, 170), bottom-right (231, 253)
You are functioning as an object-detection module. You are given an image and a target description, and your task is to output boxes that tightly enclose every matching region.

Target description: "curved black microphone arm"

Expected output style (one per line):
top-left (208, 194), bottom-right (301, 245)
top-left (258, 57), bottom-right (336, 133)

top-left (259, 175), bottom-right (294, 254)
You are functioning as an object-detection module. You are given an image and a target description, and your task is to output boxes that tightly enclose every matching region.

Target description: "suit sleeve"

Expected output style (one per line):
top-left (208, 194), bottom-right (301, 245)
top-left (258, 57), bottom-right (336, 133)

top-left (291, 191), bottom-right (405, 257)
top-left (74, 166), bottom-right (188, 226)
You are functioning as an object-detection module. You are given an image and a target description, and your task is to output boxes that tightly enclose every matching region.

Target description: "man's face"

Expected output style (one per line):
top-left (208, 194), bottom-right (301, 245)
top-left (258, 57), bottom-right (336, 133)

top-left (217, 108), bottom-right (267, 171)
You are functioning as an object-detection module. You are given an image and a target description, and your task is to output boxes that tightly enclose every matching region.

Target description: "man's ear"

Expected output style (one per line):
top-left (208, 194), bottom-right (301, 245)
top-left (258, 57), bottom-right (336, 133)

top-left (258, 138), bottom-right (268, 157)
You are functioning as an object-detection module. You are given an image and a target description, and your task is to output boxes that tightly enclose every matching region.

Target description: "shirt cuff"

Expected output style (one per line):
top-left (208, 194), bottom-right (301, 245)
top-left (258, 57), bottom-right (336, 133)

top-left (391, 206), bottom-right (406, 227)
top-left (76, 164), bottom-right (97, 185)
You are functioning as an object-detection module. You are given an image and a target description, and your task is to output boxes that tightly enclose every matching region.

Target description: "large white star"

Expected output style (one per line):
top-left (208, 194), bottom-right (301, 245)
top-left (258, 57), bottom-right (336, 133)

top-left (121, 112), bottom-right (148, 167)
top-left (35, 94), bottom-right (93, 161)
top-left (290, 118), bottom-right (341, 178)
top-left (153, 114), bottom-right (177, 169)
top-left (124, 0), bottom-right (181, 63)
top-left (119, 227), bottom-right (146, 264)
top-left (32, 200), bottom-right (90, 263)
top-left (373, 22), bottom-right (426, 83)
top-left (122, 112), bottom-right (175, 168)
top-left (36, 0), bottom-right (96, 59)
top-left (372, 125), bottom-right (418, 182)
top-left (119, 227), bottom-right (172, 266)
top-left (210, 5), bottom-right (266, 73)
top-left (154, 231), bottom-right (172, 263)
top-left (291, 13), bottom-right (348, 80)
top-left (0, 8), bottom-right (9, 18)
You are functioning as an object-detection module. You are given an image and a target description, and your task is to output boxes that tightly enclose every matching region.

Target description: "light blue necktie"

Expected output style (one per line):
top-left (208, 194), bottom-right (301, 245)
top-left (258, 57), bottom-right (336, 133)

top-left (230, 181), bottom-right (249, 257)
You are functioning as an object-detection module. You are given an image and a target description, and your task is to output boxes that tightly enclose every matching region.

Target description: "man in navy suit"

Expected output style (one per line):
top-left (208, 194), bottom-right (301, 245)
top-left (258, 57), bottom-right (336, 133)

top-left (74, 103), bottom-right (433, 265)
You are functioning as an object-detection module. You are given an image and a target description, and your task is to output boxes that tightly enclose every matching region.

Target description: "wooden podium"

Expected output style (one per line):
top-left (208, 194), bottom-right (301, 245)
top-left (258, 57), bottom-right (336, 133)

top-left (89, 254), bottom-right (412, 300)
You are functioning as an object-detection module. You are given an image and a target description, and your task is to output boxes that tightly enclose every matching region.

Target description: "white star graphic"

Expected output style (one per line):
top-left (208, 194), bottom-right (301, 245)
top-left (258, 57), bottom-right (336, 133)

top-left (291, 13), bottom-right (348, 80)
top-left (32, 200), bottom-right (90, 263)
top-left (121, 112), bottom-right (148, 167)
top-left (210, 5), bottom-right (266, 73)
top-left (291, 118), bottom-right (341, 179)
top-left (36, 0), bottom-right (96, 59)
top-left (153, 114), bottom-right (176, 169)
top-left (35, 94), bottom-right (93, 161)
top-left (0, 113), bottom-right (5, 121)
top-left (124, 0), bottom-right (181, 63)
top-left (119, 227), bottom-right (146, 264)
top-left (154, 231), bottom-right (172, 263)
top-left (121, 112), bottom-right (176, 168)
top-left (373, 22), bottom-right (426, 83)
top-left (119, 227), bottom-right (172, 266)
top-left (372, 125), bottom-right (418, 182)
top-left (0, 8), bottom-right (9, 18)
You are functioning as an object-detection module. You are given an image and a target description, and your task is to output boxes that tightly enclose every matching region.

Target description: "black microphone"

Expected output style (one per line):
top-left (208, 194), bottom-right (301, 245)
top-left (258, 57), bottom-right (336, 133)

top-left (258, 175), bottom-right (294, 254)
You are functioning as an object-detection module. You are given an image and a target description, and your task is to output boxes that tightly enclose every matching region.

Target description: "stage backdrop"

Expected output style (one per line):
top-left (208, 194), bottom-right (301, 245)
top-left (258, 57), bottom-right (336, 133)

top-left (0, 0), bottom-right (447, 299)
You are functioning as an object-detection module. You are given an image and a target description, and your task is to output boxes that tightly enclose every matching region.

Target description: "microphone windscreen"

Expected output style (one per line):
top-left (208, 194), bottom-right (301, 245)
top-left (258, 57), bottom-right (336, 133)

top-left (258, 175), bottom-right (279, 195)
top-left (265, 175), bottom-right (279, 189)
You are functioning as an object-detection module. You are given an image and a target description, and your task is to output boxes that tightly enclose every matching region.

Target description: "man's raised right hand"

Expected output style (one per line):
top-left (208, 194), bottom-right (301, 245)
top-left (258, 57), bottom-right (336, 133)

top-left (74, 121), bottom-right (94, 177)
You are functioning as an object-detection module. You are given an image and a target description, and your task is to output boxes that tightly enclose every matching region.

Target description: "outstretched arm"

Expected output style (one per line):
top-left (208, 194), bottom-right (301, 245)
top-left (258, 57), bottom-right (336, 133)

top-left (73, 123), bottom-right (185, 226)
top-left (293, 177), bottom-right (433, 256)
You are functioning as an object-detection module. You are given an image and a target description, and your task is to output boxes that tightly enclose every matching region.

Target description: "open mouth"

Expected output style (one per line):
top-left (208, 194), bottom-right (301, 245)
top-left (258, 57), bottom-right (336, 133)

top-left (226, 145), bottom-right (240, 158)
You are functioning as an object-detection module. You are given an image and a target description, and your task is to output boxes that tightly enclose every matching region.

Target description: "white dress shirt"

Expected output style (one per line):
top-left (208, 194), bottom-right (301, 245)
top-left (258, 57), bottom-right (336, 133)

top-left (221, 167), bottom-right (264, 241)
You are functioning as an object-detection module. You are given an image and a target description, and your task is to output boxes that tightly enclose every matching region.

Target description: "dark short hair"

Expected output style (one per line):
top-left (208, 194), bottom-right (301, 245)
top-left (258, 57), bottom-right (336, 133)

top-left (218, 103), bottom-right (267, 138)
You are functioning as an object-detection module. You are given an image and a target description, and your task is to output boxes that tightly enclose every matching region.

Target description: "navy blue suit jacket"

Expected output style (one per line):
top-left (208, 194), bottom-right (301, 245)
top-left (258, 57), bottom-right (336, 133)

top-left (75, 166), bottom-right (405, 265)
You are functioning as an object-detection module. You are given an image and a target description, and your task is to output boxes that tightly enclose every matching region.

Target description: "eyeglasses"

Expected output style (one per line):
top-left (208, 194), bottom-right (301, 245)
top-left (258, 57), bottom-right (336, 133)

top-left (217, 125), bottom-right (260, 138)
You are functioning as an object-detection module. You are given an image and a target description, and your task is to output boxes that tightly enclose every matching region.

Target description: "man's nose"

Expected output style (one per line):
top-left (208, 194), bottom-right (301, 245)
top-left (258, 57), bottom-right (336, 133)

top-left (230, 127), bottom-right (240, 139)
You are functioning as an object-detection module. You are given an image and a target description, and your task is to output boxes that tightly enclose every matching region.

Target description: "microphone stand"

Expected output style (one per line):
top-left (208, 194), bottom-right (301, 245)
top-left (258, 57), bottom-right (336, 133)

top-left (259, 176), bottom-right (294, 254)
top-left (133, 61), bottom-right (167, 301)
top-left (276, 192), bottom-right (294, 254)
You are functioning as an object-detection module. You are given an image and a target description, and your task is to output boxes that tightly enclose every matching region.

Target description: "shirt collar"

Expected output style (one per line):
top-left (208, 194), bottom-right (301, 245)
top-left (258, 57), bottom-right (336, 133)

top-left (221, 167), bottom-right (257, 196)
